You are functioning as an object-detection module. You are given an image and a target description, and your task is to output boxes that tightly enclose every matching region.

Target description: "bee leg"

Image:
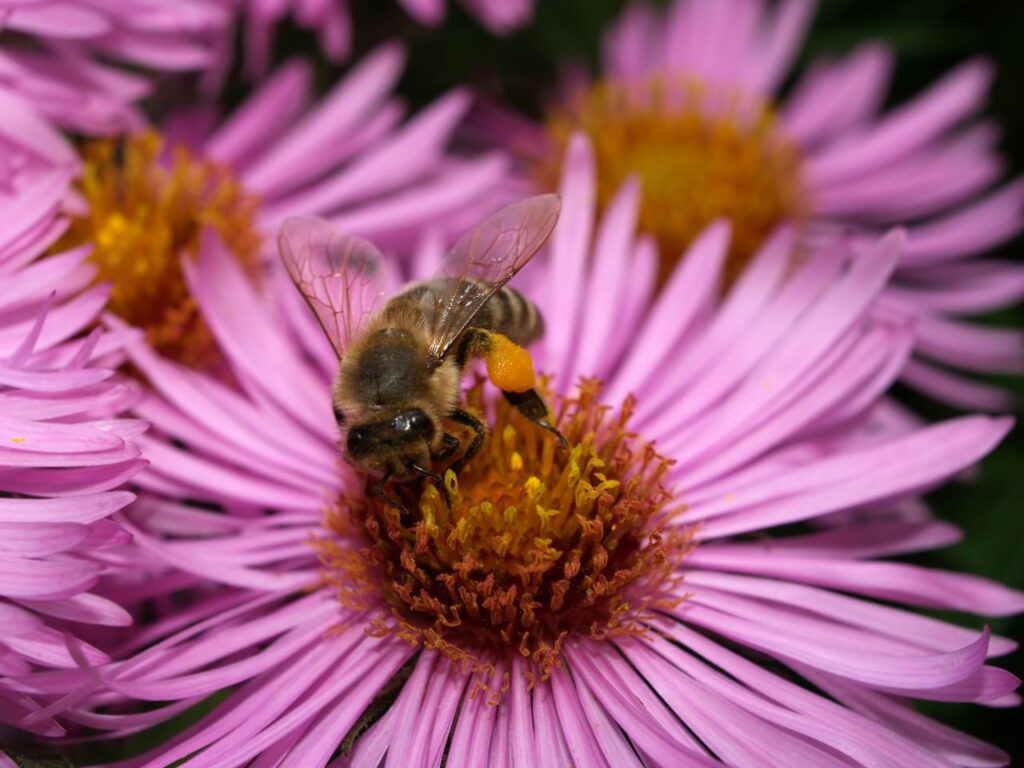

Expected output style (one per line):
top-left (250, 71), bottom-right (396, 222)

top-left (371, 471), bottom-right (410, 517)
top-left (409, 462), bottom-right (452, 509)
top-left (433, 432), bottom-right (461, 462)
top-left (449, 408), bottom-right (486, 474)
top-left (502, 389), bottom-right (568, 449)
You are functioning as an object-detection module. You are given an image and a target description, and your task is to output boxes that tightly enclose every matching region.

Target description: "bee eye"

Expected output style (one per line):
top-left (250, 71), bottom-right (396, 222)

top-left (346, 426), bottom-right (370, 456)
top-left (391, 409), bottom-right (432, 437)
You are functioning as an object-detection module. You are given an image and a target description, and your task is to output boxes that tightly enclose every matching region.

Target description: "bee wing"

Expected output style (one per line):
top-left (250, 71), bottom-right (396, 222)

top-left (278, 215), bottom-right (388, 359)
top-left (426, 194), bottom-right (560, 363)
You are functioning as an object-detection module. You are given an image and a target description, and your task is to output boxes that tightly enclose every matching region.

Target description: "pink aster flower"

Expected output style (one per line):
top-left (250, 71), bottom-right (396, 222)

top-left (52, 42), bottom-right (507, 368)
top-left (0, 0), bottom-right (229, 135)
top-left (484, 0), bottom-right (1024, 410)
top-left (0, 95), bottom-right (146, 749)
top-left (18, 133), bottom-right (1023, 766)
top-left (236, 0), bottom-right (535, 77)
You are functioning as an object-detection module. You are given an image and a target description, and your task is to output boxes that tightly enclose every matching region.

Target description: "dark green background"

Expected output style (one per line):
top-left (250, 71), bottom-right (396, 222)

top-left (13, 1), bottom-right (1024, 764)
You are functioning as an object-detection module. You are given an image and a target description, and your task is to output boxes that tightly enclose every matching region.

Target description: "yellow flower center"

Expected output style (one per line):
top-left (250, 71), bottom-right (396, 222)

top-left (59, 132), bottom-right (262, 367)
top-left (316, 380), bottom-right (689, 681)
top-left (538, 77), bottom-right (808, 287)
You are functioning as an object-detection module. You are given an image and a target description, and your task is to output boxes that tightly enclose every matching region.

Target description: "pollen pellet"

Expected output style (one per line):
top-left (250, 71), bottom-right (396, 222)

top-left (485, 334), bottom-right (536, 393)
top-left (315, 380), bottom-right (690, 679)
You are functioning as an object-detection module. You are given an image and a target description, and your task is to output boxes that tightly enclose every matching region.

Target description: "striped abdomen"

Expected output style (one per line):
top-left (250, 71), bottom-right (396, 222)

top-left (395, 279), bottom-right (545, 348)
top-left (467, 283), bottom-right (544, 346)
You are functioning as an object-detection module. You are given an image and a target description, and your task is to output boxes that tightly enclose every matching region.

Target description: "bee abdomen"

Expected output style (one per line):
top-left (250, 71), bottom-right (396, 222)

top-left (484, 285), bottom-right (544, 346)
top-left (396, 279), bottom-right (544, 346)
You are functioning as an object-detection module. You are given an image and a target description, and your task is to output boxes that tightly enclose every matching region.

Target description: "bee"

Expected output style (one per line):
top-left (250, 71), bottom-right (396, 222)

top-left (278, 194), bottom-right (565, 511)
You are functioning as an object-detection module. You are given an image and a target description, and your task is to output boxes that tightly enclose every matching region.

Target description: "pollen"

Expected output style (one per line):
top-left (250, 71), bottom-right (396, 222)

top-left (57, 132), bottom-right (262, 368)
top-left (537, 77), bottom-right (808, 287)
top-left (315, 380), bottom-right (690, 680)
top-left (485, 333), bottom-right (536, 393)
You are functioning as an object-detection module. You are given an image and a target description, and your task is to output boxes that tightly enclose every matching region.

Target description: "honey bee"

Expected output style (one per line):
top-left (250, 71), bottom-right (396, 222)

top-left (279, 194), bottom-right (565, 511)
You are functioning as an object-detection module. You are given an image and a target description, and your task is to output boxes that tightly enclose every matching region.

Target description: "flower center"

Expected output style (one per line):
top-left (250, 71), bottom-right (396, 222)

top-left (316, 380), bottom-right (688, 679)
top-left (58, 132), bottom-right (262, 367)
top-left (538, 77), bottom-right (807, 287)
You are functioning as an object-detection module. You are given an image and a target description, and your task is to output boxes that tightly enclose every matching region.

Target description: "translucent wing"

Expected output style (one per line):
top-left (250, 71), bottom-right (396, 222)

top-left (278, 215), bottom-right (388, 359)
top-left (426, 194), bottom-right (560, 363)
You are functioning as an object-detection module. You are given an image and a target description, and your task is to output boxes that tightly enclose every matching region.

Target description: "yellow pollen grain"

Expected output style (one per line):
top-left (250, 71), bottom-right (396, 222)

top-left (537, 76), bottom-right (808, 288)
top-left (10, 437), bottom-right (26, 444)
top-left (54, 131), bottom-right (262, 368)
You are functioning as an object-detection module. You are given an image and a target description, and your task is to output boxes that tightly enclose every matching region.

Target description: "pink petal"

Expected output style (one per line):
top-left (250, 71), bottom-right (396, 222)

top-left (749, 0), bottom-right (815, 95)
top-left (17, 592), bottom-right (132, 627)
top-left (186, 234), bottom-right (335, 443)
top-left (205, 59), bottom-right (313, 168)
top-left (0, 555), bottom-right (100, 598)
top-left (900, 358), bottom-right (1015, 411)
top-left (900, 179), bottom-right (1024, 265)
top-left (564, 176), bottom-right (641, 383)
top-left (621, 637), bottom-right (850, 766)
top-left (689, 415), bottom-right (1011, 537)
top-left (5, 2), bottom-right (110, 37)
top-left (0, 492), bottom-right (134, 524)
top-left (266, 89), bottom-right (469, 217)
top-left (808, 59), bottom-right (994, 185)
top-left (680, 603), bottom-right (1012, 700)
top-left (784, 44), bottom-right (893, 146)
top-left (550, 665), bottom-right (619, 767)
top-left (242, 43), bottom-right (406, 198)
top-left (541, 133), bottom-right (596, 392)
top-left (603, 219), bottom-right (729, 405)
top-left (0, 522), bottom-right (88, 556)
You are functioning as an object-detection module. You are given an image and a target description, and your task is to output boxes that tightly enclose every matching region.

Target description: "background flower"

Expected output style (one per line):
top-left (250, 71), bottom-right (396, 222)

top-left (0, 0), bottom-right (229, 135)
top-left (50, 42), bottom-right (508, 367)
top-left (480, 0), bottom-right (1024, 412)
top-left (19, 136), bottom-right (1022, 766)
top-left (0, 93), bottom-right (146, 758)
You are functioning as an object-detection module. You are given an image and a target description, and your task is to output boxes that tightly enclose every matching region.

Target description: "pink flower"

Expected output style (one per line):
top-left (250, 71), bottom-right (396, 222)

top-left (19, 134), bottom-right (1022, 766)
top-left (0, 0), bottom-right (229, 135)
top-left (484, 0), bottom-right (1024, 411)
top-left (0, 94), bottom-right (146, 747)
top-left (51, 42), bottom-right (507, 367)
top-left (236, 0), bottom-right (535, 78)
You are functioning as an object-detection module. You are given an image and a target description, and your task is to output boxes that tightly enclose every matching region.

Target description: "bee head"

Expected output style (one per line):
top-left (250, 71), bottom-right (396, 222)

top-left (346, 408), bottom-right (435, 461)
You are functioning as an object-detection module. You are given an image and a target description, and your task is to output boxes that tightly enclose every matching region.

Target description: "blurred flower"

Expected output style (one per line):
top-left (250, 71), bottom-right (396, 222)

top-left (20, 135), bottom-right (1022, 766)
top-left (0, 94), bottom-right (146, 749)
top-left (236, 0), bottom-right (535, 78)
top-left (0, 0), bottom-right (229, 135)
top-left (486, 0), bottom-right (1024, 410)
top-left (53, 44), bottom-right (507, 368)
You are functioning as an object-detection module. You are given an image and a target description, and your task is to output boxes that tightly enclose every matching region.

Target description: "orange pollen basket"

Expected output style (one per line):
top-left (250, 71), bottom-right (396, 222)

top-left (315, 379), bottom-right (691, 682)
top-left (58, 131), bottom-right (262, 367)
top-left (538, 76), bottom-right (808, 287)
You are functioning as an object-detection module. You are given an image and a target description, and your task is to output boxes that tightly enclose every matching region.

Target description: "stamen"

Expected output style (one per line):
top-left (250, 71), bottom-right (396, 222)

top-left (57, 132), bottom-right (262, 367)
top-left (537, 77), bottom-right (808, 287)
top-left (315, 380), bottom-right (691, 680)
